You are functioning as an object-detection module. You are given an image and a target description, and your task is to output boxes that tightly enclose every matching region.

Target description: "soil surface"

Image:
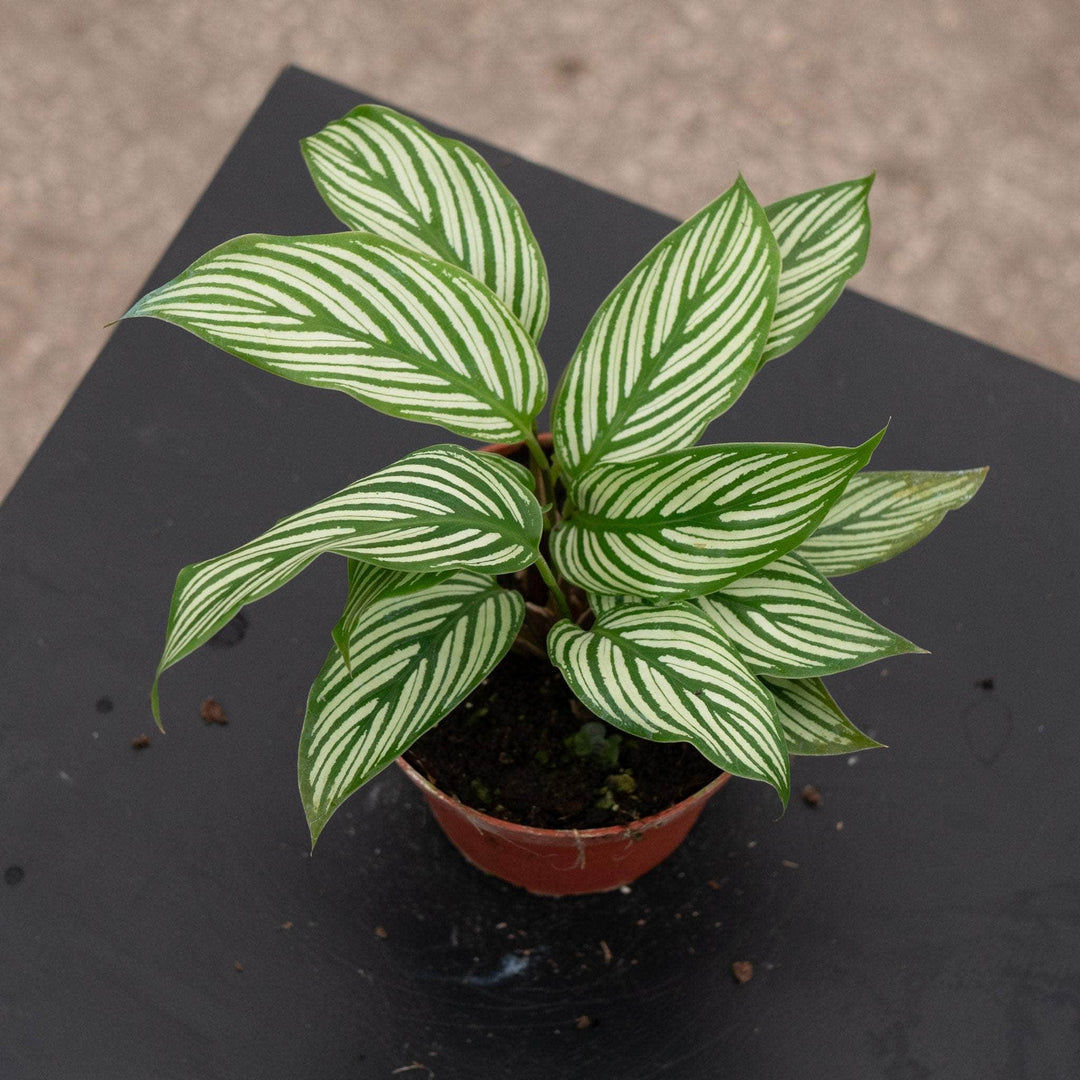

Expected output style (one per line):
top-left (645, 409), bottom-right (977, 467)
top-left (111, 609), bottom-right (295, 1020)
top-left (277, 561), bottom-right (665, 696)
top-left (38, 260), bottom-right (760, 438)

top-left (405, 651), bottom-right (721, 830)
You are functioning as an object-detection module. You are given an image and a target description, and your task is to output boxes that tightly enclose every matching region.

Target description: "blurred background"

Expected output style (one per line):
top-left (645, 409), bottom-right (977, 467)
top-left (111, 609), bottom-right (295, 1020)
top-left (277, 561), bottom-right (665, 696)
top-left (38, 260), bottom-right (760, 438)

top-left (2, 0), bottom-right (1078, 500)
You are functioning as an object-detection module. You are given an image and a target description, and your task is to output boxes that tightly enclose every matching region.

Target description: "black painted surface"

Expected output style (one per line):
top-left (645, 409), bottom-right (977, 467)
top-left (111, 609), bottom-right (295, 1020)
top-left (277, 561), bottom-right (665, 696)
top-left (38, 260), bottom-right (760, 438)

top-left (2, 67), bottom-right (1078, 1080)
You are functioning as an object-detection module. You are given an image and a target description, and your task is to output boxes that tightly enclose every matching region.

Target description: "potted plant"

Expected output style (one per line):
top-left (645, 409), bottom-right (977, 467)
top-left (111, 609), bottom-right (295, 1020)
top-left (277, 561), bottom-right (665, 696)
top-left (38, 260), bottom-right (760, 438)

top-left (126, 104), bottom-right (985, 894)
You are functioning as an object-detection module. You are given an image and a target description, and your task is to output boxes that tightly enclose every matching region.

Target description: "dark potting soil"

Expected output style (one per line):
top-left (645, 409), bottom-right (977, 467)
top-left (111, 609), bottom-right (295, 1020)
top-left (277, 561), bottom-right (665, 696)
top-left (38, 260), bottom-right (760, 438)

top-left (405, 651), bottom-right (722, 830)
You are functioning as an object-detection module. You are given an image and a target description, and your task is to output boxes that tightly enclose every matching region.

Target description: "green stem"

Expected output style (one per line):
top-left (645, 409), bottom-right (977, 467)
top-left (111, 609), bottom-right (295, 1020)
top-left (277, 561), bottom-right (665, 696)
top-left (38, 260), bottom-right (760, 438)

top-left (533, 552), bottom-right (572, 621)
top-left (528, 459), bottom-right (556, 533)
top-left (523, 431), bottom-right (551, 476)
top-left (524, 429), bottom-right (559, 531)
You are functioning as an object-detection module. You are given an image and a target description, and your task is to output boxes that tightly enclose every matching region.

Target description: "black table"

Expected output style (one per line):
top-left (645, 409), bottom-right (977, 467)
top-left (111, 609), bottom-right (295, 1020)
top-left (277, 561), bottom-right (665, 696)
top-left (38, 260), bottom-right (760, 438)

top-left (3, 67), bottom-right (1078, 1080)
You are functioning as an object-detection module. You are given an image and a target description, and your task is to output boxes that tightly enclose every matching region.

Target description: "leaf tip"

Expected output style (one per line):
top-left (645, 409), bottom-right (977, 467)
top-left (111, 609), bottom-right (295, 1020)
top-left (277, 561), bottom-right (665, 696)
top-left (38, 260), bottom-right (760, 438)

top-left (331, 623), bottom-right (353, 674)
top-left (732, 172), bottom-right (759, 204)
top-left (150, 679), bottom-right (166, 733)
top-left (771, 748), bottom-right (793, 813)
top-left (895, 632), bottom-right (930, 658)
top-left (861, 423), bottom-right (889, 457)
top-left (304, 802), bottom-right (328, 852)
top-left (121, 290), bottom-right (162, 324)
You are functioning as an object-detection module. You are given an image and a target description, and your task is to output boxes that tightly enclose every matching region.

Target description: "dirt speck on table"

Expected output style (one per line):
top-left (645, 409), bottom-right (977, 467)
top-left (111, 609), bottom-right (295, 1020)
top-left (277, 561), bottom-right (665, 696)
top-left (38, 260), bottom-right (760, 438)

top-left (200, 698), bottom-right (228, 725)
top-left (732, 960), bottom-right (754, 984)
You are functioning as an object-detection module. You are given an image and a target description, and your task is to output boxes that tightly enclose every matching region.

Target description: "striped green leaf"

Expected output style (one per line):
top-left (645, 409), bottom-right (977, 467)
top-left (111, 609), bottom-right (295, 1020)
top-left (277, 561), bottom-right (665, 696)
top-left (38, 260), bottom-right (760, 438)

top-left (152, 445), bottom-right (542, 720)
top-left (552, 176), bottom-right (780, 477)
top-left (300, 571), bottom-right (524, 842)
top-left (693, 552), bottom-right (922, 677)
top-left (585, 591), bottom-right (640, 619)
top-left (124, 232), bottom-right (547, 443)
top-left (548, 604), bottom-right (789, 802)
top-left (332, 560), bottom-right (448, 671)
top-left (762, 675), bottom-right (882, 755)
top-left (799, 468), bottom-right (987, 577)
top-left (591, 551), bottom-right (922, 676)
top-left (552, 432), bottom-right (883, 599)
top-left (760, 176), bottom-right (873, 365)
top-left (302, 105), bottom-right (549, 341)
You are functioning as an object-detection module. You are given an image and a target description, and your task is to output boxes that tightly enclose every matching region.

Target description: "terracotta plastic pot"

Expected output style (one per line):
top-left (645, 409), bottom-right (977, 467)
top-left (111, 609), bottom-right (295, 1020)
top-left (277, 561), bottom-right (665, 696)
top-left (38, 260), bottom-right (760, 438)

top-left (396, 756), bottom-right (731, 896)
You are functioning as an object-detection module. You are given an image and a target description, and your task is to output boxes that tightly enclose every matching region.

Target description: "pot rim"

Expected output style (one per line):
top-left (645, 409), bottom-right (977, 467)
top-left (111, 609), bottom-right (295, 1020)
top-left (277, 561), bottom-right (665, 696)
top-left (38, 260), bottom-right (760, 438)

top-left (395, 754), bottom-right (731, 840)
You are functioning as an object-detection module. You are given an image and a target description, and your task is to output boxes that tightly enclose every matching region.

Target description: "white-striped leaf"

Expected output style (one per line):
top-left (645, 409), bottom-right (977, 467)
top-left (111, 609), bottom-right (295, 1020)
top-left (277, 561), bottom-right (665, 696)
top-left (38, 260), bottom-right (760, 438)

top-left (799, 468), bottom-right (987, 577)
top-left (548, 604), bottom-right (789, 802)
top-left (124, 232), bottom-right (547, 443)
top-left (552, 432), bottom-right (883, 599)
top-left (300, 571), bottom-right (524, 842)
top-left (332, 560), bottom-right (448, 671)
top-left (762, 675), bottom-right (882, 755)
top-left (590, 552), bottom-right (922, 677)
top-left (693, 552), bottom-right (922, 677)
top-left (151, 445), bottom-right (542, 719)
top-left (552, 176), bottom-right (780, 477)
top-left (586, 591), bottom-right (640, 619)
top-left (302, 105), bottom-right (549, 342)
top-left (760, 176), bottom-right (873, 365)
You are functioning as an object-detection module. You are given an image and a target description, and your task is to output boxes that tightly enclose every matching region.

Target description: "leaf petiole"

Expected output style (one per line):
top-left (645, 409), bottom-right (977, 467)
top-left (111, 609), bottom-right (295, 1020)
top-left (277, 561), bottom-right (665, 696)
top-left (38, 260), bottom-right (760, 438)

top-left (523, 430), bottom-right (551, 476)
top-left (524, 429), bottom-right (561, 531)
top-left (533, 552), bottom-right (573, 622)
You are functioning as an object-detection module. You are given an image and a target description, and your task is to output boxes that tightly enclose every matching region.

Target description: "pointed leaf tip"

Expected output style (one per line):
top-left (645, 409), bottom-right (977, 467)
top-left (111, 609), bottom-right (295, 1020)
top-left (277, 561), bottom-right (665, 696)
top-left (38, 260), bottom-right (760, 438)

top-left (150, 678), bottom-right (165, 732)
top-left (305, 806), bottom-right (329, 851)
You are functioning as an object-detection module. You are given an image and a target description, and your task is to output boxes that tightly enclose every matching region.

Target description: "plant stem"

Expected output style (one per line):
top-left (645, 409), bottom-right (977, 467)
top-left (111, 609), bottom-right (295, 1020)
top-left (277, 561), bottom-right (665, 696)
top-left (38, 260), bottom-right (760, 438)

top-left (524, 429), bottom-right (559, 530)
top-left (533, 553), bottom-right (572, 621)
top-left (529, 461), bottom-right (556, 533)
top-left (523, 431), bottom-right (551, 477)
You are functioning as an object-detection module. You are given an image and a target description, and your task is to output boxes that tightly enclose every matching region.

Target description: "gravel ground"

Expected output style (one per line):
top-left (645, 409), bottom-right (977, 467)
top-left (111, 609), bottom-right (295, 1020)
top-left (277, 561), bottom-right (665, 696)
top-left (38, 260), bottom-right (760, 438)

top-left (2, 0), bottom-right (1078, 500)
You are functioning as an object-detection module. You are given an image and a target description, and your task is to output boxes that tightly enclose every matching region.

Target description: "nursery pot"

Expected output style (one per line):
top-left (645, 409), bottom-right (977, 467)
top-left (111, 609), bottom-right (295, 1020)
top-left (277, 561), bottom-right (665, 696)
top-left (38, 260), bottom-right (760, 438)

top-left (395, 431), bottom-right (730, 895)
top-left (396, 756), bottom-right (731, 895)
